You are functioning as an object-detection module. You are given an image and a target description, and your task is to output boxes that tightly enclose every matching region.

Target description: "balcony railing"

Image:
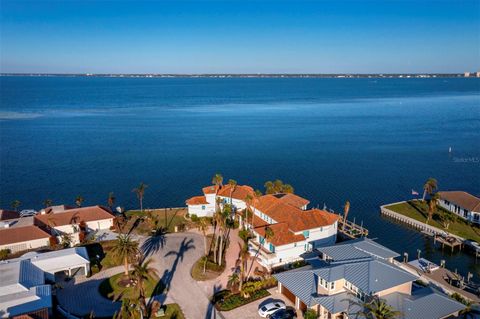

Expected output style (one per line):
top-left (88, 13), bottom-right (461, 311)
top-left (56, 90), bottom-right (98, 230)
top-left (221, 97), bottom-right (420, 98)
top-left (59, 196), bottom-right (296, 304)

top-left (248, 239), bottom-right (276, 260)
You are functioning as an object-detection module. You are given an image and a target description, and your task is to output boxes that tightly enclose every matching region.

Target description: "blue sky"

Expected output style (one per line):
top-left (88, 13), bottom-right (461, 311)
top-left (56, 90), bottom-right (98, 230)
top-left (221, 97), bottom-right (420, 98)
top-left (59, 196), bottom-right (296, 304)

top-left (1, 0), bottom-right (479, 74)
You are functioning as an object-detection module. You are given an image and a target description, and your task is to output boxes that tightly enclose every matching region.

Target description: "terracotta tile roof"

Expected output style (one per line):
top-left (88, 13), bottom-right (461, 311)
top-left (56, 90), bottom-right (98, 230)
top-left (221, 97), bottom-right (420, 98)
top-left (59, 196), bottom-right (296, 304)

top-left (256, 195), bottom-right (338, 232)
top-left (217, 184), bottom-right (255, 201)
top-left (186, 196), bottom-right (209, 205)
top-left (202, 185), bottom-right (219, 195)
top-left (0, 225), bottom-right (50, 246)
top-left (0, 209), bottom-right (20, 221)
top-left (34, 205), bottom-right (114, 227)
top-left (438, 191), bottom-right (480, 212)
top-left (254, 223), bottom-right (305, 246)
top-left (273, 193), bottom-right (310, 209)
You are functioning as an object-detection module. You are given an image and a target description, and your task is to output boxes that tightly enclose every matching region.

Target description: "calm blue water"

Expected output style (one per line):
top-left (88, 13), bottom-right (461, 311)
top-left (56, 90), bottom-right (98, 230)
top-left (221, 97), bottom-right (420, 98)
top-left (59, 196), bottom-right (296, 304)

top-left (1, 76), bottom-right (479, 276)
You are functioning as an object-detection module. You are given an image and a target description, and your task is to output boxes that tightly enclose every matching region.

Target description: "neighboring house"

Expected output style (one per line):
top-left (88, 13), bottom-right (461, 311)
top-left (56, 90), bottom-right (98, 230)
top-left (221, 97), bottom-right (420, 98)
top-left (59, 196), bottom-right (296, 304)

top-left (246, 193), bottom-right (338, 269)
top-left (274, 238), bottom-right (465, 319)
top-left (0, 225), bottom-right (51, 253)
top-left (34, 205), bottom-right (115, 244)
top-left (0, 260), bottom-right (52, 318)
top-left (438, 191), bottom-right (480, 224)
top-left (6, 247), bottom-right (90, 282)
top-left (0, 209), bottom-right (19, 221)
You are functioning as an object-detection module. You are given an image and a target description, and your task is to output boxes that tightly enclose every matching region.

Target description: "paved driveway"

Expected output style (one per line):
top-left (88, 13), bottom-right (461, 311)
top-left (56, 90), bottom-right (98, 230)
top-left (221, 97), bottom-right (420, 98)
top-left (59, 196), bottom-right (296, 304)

top-left (221, 288), bottom-right (297, 319)
top-left (57, 232), bottom-right (217, 319)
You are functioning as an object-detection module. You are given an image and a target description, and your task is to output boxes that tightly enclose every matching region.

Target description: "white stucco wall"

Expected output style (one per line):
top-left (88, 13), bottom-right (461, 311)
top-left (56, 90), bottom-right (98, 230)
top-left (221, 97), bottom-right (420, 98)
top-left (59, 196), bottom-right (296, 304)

top-left (0, 238), bottom-right (50, 253)
top-left (439, 200), bottom-right (480, 223)
top-left (188, 204), bottom-right (215, 217)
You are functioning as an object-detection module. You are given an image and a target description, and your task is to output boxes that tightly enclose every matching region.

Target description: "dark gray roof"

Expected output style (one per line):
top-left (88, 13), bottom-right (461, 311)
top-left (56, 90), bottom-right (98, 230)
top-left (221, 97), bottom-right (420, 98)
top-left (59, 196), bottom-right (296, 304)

top-left (382, 287), bottom-right (465, 319)
top-left (318, 238), bottom-right (400, 262)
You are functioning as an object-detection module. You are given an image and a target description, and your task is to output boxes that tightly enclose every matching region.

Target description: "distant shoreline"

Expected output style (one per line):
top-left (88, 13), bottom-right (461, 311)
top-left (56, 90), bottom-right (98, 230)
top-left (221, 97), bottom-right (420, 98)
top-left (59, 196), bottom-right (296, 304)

top-left (1, 73), bottom-right (478, 79)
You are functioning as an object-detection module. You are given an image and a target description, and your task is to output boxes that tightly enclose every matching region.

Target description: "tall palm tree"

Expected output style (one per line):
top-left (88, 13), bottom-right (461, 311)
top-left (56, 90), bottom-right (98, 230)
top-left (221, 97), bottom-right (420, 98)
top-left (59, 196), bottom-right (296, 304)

top-left (195, 217), bottom-right (210, 273)
top-left (108, 192), bottom-right (115, 211)
top-left (244, 194), bottom-right (253, 229)
top-left (43, 199), bottom-right (53, 208)
top-left (422, 178), bottom-right (438, 201)
top-left (427, 193), bottom-right (440, 223)
top-left (75, 195), bottom-right (84, 207)
top-left (11, 200), bottom-right (21, 212)
top-left (238, 242), bottom-right (249, 292)
top-left (132, 257), bottom-right (158, 315)
top-left (343, 201), bottom-right (351, 230)
top-left (218, 204), bottom-right (231, 266)
top-left (132, 182), bottom-right (148, 212)
top-left (247, 225), bottom-right (274, 279)
top-left (111, 234), bottom-right (140, 276)
top-left (358, 296), bottom-right (401, 319)
top-left (228, 179), bottom-right (237, 205)
top-left (227, 272), bottom-right (240, 292)
top-left (251, 189), bottom-right (262, 229)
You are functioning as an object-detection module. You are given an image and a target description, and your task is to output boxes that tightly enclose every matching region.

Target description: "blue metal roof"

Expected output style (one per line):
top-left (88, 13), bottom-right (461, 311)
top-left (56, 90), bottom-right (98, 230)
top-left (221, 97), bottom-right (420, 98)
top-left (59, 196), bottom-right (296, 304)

top-left (382, 287), bottom-right (465, 319)
top-left (317, 238), bottom-right (400, 262)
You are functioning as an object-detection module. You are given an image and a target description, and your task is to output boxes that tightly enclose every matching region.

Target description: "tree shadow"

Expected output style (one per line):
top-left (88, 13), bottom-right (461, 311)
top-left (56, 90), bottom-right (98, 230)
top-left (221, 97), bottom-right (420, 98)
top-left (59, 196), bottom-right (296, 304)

top-left (141, 227), bottom-right (167, 258)
top-left (127, 217), bottom-right (143, 235)
top-left (148, 238), bottom-right (196, 309)
top-left (407, 200), bottom-right (428, 220)
top-left (205, 284), bottom-right (224, 319)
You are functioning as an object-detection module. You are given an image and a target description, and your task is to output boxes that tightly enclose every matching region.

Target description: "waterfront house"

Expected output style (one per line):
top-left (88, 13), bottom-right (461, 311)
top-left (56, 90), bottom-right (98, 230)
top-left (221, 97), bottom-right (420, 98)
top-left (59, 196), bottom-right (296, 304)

top-left (274, 238), bottom-right (465, 319)
top-left (187, 183), bottom-right (339, 269)
top-left (246, 193), bottom-right (338, 269)
top-left (0, 259), bottom-right (52, 318)
top-left (34, 205), bottom-right (115, 244)
top-left (438, 191), bottom-right (480, 224)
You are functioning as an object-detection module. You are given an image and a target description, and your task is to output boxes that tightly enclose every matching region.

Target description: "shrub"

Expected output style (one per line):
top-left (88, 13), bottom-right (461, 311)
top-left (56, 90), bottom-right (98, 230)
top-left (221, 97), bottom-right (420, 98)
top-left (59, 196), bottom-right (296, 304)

top-left (217, 289), bottom-right (270, 311)
top-left (304, 309), bottom-right (318, 319)
top-left (0, 248), bottom-right (11, 260)
top-left (190, 214), bottom-right (199, 222)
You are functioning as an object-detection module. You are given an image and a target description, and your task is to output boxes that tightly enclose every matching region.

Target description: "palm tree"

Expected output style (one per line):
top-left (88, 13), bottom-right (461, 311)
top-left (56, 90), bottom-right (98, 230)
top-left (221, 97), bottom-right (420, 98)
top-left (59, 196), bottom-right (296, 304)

top-left (195, 217), bottom-right (210, 273)
top-left (422, 178), bottom-right (438, 201)
top-left (43, 199), bottom-right (53, 208)
top-left (427, 193), bottom-right (440, 223)
top-left (132, 182), bottom-right (148, 212)
top-left (108, 192), bottom-right (115, 211)
top-left (227, 272), bottom-right (240, 292)
top-left (264, 181), bottom-right (274, 194)
top-left (343, 201), bottom-right (351, 230)
top-left (218, 204), bottom-right (231, 266)
top-left (132, 257), bottom-right (158, 315)
top-left (228, 179), bottom-right (237, 205)
top-left (75, 195), bottom-right (84, 207)
top-left (212, 173), bottom-right (224, 188)
top-left (247, 225), bottom-right (274, 279)
top-left (111, 234), bottom-right (140, 276)
top-left (282, 184), bottom-right (294, 193)
top-left (358, 296), bottom-right (401, 319)
top-left (244, 194), bottom-right (253, 229)
top-left (11, 200), bottom-right (21, 212)
top-left (238, 242), bottom-right (249, 293)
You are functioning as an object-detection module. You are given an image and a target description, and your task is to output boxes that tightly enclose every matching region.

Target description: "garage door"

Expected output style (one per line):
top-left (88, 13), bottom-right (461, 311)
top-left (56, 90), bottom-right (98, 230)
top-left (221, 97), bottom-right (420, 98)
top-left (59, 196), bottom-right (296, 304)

top-left (281, 285), bottom-right (296, 304)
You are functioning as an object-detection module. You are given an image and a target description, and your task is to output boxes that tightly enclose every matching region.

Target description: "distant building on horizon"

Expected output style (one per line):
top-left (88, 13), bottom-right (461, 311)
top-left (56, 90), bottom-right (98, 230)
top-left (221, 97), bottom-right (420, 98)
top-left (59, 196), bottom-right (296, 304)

top-left (464, 72), bottom-right (471, 77)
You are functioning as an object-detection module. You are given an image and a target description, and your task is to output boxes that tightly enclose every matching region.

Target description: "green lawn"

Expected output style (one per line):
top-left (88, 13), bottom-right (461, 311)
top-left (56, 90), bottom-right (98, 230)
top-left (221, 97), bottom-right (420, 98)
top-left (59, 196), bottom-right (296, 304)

top-left (385, 200), bottom-right (480, 242)
top-left (159, 303), bottom-right (185, 319)
top-left (98, 272), bottom-right (164, 300)
top-left (125, 208), bottom-right (187, 234)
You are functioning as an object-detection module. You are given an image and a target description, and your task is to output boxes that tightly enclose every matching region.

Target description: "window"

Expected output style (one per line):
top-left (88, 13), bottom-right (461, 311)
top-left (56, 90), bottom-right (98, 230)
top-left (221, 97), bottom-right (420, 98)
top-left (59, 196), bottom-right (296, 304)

top-left (260, 236), bottom-right (265, 244)
top-left (330, 282), bottom-right (335, 290)
top-left (201, 205), bottom-right (205, 210)
top-left (270, 243), bottom-right (275, 253)
top-left (303, 230), bottom-right (310, 238)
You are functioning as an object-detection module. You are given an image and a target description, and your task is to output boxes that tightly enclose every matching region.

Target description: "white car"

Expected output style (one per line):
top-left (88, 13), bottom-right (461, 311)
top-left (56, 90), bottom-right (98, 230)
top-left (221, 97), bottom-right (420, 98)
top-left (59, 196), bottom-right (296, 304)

top-left (19, 209), bottom-right (37, 217)
top-left (258, 301), bottom-right (286, 318)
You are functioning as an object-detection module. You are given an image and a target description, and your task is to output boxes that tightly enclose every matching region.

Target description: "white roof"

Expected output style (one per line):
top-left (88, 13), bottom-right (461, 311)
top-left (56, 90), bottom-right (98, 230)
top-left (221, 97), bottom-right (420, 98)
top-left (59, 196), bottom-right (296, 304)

top-left (3, 247), bottom-right (90, 275)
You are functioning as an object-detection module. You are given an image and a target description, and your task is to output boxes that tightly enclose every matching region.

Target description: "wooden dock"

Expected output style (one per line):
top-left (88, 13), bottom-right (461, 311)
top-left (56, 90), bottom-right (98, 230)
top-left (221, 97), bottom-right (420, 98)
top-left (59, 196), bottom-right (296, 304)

top-left (337, 215), bottom-right (368, 239)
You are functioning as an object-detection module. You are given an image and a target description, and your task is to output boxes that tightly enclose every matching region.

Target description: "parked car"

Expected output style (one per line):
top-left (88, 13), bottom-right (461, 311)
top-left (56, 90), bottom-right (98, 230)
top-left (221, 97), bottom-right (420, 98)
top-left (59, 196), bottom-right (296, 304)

top-left (258, 301), bottom-right (286, 317)
top-left (19, 209), bottom-right (37, 217)
top-left (267, 307), bottom-right (297, 319)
